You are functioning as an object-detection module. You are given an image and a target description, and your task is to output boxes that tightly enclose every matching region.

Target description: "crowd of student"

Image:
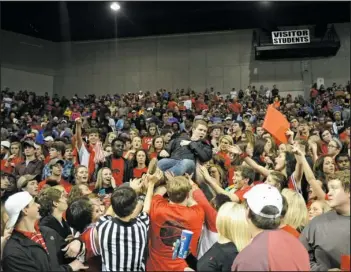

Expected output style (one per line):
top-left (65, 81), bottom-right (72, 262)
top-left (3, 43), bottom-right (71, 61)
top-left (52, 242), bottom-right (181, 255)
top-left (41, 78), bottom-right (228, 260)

top-left (0, 82), bottom-right (350, 271)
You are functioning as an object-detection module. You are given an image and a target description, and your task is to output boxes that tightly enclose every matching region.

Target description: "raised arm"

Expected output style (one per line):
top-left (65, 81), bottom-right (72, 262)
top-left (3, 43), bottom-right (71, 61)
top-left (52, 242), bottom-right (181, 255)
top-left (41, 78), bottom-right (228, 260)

top-left (228, 145), bottom-right (271, 177)
top-left (293, 146), bottom-right (326, 201)
top-left (75, 118), bottom-right (83, 150)
top-left (142, 169), bottom-right (163, 214)
top-left (198, 165), bottom-right (239, 203)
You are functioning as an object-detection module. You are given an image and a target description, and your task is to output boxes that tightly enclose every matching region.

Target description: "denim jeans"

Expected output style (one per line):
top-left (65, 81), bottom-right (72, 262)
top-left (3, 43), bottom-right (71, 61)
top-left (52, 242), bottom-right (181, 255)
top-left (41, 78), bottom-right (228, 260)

top-left (157, 158), bottom-right (196, 176)
top-left (343, 108), bottom-right (350, 122)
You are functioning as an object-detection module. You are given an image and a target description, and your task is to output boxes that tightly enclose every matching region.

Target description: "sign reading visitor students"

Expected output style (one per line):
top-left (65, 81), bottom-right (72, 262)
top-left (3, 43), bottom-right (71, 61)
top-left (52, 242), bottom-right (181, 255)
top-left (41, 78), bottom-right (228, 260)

top-left (272, 29), bottom-right (310, 45)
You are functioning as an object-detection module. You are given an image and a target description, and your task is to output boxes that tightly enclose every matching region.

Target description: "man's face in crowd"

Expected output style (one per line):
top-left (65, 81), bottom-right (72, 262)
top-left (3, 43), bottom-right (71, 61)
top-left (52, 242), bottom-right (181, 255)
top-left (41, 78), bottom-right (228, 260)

top-left (123, 121), bottom-right (131, 130)
top-left (291, 119), bottom-right (299, 129)
top-left (23, 180), bottom-right (39, 196)
top-left (0, 146), bottom-right (8, 155)
top-left (192, 124), bottom-right (208, 140)
top-left (256, 126), bottom-right (264, 137)
top-left (211, 128), bottom-right (221, 138)
top-left (184, 119), bottom-right (192, 129)
top-left (64, 148), bottom-right (73, 160)
top-left (1, 175), bottom-right (9, 191)
top-left (336, 155), bottom-right (350, 171)
top-left (89, 133), bottom-right (99, 145)
top-left (52, 163), bottom-right (63, 176)
top-left (327, 179), bottom-right (350, 209)
top-left (164, 133), bottom-right (173, 143)
top-left (88, 119), bottom-right (97, 128)
top-left (112, 140), bottom-right (124, 158)
top-left (334, 112), bottom-right (342, 121)
top-left (24, 145), bottom-right (35, 157)
top-left (49, 147), bottom-right (59, 159)
top-left (232, 123), bottom-right (241, 133)
top-left (299, 123), bottom-right (309, 134)
top-left (233, 171), bottom-right (246, 190)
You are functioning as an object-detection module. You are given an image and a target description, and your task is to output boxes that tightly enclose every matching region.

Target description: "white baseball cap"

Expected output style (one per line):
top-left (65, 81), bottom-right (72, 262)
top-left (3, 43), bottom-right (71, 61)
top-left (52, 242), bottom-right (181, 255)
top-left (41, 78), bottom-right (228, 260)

top-left (5, 191), bottom-right (34, 228)
top-left (244, 184), bottom-right (283, 219)
top-left (44, 136), bottom-right (54, 142)
top-left (1, 141), bottom-right (10, 149)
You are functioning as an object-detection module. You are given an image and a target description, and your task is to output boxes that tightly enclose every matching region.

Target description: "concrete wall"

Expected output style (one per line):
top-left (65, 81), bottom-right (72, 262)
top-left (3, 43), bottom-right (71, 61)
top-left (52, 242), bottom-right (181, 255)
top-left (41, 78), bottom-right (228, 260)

top-left (1, 67), bottom-right (54, 96)
top-left (0, 30), bottom-right (58, 96)
top-left (1, 23), bottom-right (350, 98)
top-left (54, 29), bottom-right (253, 97)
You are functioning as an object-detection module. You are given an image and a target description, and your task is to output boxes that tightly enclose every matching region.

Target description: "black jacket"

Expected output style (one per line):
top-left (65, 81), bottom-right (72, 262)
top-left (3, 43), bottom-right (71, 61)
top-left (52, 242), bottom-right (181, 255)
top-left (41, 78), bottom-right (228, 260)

top-left (166, 136), bottom-right (212, 163)
top-left (40, 215), bottom-right (72, 239)
top-left (2, 226), bottom-right (73, 272)
top-left (97, 155), bottom-right (132, 184)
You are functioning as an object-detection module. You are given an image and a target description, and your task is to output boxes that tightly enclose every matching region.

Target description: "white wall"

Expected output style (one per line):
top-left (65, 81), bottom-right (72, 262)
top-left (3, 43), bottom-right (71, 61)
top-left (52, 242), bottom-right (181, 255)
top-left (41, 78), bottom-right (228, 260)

top-left (0, 67), bottom-right (54, 96)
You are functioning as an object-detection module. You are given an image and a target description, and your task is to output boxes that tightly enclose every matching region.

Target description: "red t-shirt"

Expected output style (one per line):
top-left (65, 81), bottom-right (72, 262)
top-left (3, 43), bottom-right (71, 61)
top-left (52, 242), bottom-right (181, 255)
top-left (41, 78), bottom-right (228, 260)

top-left (133, 167), bottom-right (148, 178)
top-left (234, 186), bottom-right (252, 203)
top-left (281, 224), bottom-right (300, 238)
top-left (80, 225), bottom-right (101, 272)
top-left (1, 157), bottom-right (23, 174)
top-left (146, 195), bottom-right (205, 271)
top-left (111, 158), bottom-right (125, 186)
top-left (229, 102), bottom-right (242, 114)
top-left (217, 151), bottom-right (231, 168)
top-left (38, 179), bottom-right (72, 193)
top-left (227, 166), bottom-right (235, 186)
top-left (149, 152), bottom-right (159, 159)
top-left (142, 137), bottom-right (153, 150)
top-left (167, 101), bottom-right (178, 110)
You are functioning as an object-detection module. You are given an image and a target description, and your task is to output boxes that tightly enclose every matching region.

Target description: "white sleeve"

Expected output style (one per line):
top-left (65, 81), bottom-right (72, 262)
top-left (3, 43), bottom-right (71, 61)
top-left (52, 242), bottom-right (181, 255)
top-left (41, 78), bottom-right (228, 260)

top-left (79, 144), bottom-right (90, 168)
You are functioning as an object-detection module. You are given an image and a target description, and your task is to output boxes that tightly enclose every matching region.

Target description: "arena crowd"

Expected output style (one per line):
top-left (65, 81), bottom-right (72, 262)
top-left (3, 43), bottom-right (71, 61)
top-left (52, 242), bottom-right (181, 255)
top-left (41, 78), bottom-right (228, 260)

top-left (0, 82), bottom-right (350, 271)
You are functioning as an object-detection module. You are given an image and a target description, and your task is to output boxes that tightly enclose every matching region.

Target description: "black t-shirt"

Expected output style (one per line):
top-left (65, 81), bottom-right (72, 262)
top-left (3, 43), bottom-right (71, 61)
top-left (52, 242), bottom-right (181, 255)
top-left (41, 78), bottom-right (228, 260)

top-left (197, 242), bottom-right (239, 272)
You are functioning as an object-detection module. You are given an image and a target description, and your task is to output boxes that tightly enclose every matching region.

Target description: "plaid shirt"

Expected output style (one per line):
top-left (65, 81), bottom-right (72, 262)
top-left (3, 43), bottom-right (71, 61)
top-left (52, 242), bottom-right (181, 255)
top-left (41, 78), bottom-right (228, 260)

top-left (42, 160), bottom-right (74, 182)
top-left (15, 224), bottom-right (48, 253)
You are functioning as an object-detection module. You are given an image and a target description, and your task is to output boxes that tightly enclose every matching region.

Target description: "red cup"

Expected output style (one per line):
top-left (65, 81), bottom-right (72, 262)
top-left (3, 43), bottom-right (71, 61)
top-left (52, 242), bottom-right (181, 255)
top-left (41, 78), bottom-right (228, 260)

top-left (341, 255), bottom-right (350, 271)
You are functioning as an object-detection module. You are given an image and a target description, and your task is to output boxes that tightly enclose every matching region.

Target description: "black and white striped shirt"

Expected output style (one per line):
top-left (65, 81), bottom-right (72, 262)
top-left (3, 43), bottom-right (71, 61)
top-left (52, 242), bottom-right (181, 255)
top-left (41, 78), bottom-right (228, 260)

top-left (96, 212), bottom-right (150, 271)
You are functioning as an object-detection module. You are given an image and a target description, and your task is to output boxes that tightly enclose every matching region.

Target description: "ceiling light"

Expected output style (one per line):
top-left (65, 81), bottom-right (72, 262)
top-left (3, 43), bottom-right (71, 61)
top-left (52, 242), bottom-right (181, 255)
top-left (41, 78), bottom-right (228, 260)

top-left (110, 2), bottom-right (120, 11)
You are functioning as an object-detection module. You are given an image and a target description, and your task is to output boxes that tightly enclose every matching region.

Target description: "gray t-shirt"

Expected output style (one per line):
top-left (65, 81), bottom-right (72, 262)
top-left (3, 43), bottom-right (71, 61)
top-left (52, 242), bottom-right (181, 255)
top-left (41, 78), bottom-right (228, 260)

top-left (300, 210), bottom-right (350, 271)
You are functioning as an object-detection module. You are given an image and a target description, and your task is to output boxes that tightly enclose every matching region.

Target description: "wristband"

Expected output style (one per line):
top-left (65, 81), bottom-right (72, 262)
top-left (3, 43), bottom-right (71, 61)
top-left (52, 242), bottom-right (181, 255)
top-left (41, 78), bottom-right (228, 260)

top-left (240, 153), bottom-right (249, 159)
top-left (138, 195), bottom-right (146, 202)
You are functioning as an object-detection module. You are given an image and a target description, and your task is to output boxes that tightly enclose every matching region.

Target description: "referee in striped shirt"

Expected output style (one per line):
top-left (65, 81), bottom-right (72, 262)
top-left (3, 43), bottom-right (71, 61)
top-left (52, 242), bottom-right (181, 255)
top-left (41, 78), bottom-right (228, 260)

top-left (96, 170), bottom-right (162, 271)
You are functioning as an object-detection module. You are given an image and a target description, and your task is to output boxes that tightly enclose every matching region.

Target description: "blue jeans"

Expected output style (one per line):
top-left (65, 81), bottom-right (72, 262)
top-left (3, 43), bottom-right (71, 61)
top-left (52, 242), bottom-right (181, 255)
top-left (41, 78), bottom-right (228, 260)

top-left (157, 158), bottom-right (195, 176)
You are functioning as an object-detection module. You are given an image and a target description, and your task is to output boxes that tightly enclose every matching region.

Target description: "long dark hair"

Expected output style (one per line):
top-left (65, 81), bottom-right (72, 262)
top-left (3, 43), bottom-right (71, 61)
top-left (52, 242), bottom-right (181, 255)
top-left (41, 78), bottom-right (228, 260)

top-left (284, 151), bottom-right (297, 178)
top-left (132, 149), bottom-right (150, 168)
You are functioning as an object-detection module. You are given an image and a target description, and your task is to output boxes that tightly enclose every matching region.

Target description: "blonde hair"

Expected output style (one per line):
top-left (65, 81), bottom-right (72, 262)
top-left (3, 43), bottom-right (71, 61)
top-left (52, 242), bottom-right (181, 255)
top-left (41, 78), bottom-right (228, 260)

top-left (219, 135), bottom-right (234, 146)
top-left (51, 185), bottom-right (65, 193)
top-left (166, 176), bottom-right (192, 203)
top-left (244, 130), bottom-right (256, 147)
top-left (281, 189), bottom-right (309, 229)
top-left (216, 202), bottom-right (251, 252)
top-left (95, 167), bottom-right (112, 190)
top-left (311, 200), bottom-right (331, 213)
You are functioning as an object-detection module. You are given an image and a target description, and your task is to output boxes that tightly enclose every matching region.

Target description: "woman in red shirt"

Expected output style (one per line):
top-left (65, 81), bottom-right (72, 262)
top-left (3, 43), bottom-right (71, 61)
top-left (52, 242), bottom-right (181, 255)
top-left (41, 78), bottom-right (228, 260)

top-left (124, 136), bottom-right (142, 160)
top-left (215, 135), bottom-right (233, 168)
top-left (142, 124), bottom-right (158, 150)
top-left (149, 136), bottom-right (165, 159)
top-left (2, 141), bottom-right (23, 174)
top-left (132, 149), bottom-right (149, 179)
